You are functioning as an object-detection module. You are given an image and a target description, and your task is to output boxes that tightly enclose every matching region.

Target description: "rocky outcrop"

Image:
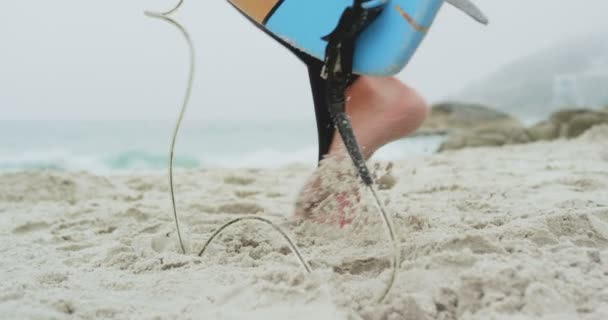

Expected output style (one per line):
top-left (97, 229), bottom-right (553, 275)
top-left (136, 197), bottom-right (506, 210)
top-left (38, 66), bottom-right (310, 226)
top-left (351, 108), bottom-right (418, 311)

top-left (439, 108), bottom-right (608, 152)
top-left (438, 123), bottom-right (530, 152)
top-left (418, 102), bottom-right (522, 135)
top-left (528, 109), bottom-right (608, 140)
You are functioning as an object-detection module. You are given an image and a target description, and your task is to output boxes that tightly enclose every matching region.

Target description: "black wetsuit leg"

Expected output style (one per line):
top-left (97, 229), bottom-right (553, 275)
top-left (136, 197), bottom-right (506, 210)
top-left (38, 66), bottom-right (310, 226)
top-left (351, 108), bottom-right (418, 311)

top-left (301, 59), bottom-right (336, 163)
top-left (280, 48), bottom-right (359, 163)
top-left (266, 37), bottom-right (345, 163)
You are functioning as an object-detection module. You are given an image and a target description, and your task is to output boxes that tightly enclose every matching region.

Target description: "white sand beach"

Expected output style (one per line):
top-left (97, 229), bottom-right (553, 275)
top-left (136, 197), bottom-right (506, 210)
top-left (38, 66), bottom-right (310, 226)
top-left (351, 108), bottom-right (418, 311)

top-left (1, 127), bottom-right (608, 320)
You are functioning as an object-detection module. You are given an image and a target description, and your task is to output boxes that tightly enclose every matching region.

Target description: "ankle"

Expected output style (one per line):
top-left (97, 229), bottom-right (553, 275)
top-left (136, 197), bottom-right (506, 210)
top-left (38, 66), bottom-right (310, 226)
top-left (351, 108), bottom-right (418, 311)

top-left (329, 76), bottom-right (428, 159)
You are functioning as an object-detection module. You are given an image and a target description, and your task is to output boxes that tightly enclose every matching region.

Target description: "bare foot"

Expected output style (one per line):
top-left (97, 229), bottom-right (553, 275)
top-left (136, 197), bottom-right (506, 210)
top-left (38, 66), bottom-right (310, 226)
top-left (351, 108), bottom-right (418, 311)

top-left (294, 156), bottom-right (361, 227)
top-left (294, 76), bottom-right (427, 226)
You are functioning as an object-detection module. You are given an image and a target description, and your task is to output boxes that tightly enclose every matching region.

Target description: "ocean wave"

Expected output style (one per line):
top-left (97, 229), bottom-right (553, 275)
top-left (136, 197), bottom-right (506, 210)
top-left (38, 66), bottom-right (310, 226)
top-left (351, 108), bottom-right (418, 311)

top-left (0, 148), bottom-right (317, 173)
top-left (0, 136), bottom-right (443, 173)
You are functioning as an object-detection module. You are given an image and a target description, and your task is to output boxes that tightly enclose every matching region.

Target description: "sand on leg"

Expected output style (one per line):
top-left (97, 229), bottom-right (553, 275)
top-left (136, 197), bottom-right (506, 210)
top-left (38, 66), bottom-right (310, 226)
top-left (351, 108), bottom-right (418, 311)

top-left (294, 76), bottom-right (428, 225)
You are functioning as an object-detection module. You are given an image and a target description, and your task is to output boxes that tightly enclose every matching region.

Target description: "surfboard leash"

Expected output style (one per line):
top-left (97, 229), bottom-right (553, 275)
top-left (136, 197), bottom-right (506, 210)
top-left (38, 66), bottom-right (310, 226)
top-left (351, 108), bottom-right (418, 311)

top-left (321, 0), bottom-right (400, 303)
top-left (144, 1), bottom-right (192, 255)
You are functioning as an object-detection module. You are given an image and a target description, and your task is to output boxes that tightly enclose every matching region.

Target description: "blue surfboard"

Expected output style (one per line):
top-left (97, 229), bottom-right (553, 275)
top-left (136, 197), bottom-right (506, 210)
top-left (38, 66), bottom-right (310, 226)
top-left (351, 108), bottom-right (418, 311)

top-left (228, 0), bottom-right (444, 76)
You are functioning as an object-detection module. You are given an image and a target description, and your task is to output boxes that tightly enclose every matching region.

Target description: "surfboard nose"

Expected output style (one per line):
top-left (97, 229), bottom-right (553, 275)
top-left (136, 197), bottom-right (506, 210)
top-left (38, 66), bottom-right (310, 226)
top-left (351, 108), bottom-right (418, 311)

top-left (444, 0), bottom-right (489, 24)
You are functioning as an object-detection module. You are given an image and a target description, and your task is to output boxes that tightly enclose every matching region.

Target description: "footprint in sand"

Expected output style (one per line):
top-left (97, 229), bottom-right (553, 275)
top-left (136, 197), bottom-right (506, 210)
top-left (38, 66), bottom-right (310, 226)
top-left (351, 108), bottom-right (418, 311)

top-left (102, 246), bottom-right (139, 270)
top-left (224, 176), bottom-right (256, 186)
top-left (12, 221), bottom-right (50, 234)
top-left (94, 308), bottom-right (120, 318)
top-left (57, 243), bottom-right (95, 252)
top-left (52, 219), bottom-right (97, 233)
top-left (440, 234), bottom-right (504, 254)
top-left (96, 226), bottom-right (117, 235)
top-left (138, 223), bottom-right (163, 234)
top-left (217, 202), bottom-right (264, 214)
top-left (546, 213), bottom-right (595, 239)
top-left (558, 177), bottom-right (604, 192)
top-left (51, 300), bottom-right (75, 315)
top-left (126, 178), bottom-right (156, 192)
top-left (160, 260), bottom-right (190, 271)
top-left (125, 207), bottom-right (149, 222)
top-left (333, 257), bottom-right (391, 276)
top-left (0, 290), bottom-right (25, 302)
top-left (37, 272), bottom-right (69, 286)
top-left (99, 278), bottom-right (135, 291)
top-left (265, 192), bottom-right (284, 198)
top-left (234, 190), bottom-right (262, 199)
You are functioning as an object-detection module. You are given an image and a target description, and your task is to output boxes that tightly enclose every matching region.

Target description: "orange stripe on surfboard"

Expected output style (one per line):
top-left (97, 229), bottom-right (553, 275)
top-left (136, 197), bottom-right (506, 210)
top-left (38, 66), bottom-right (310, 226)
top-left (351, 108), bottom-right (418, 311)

top-left (395, 5), bottom-right (429, 33)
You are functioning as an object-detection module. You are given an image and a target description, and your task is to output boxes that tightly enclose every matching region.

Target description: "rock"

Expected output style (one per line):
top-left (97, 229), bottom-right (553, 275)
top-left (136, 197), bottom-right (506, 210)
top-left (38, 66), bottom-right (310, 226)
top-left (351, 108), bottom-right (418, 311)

top-left (564, 110), bottom-right (608, 138)
top-left (419, 102), bottom-right (522, 135)
top-left (525, 121), bottom-right (559, 141)
top-left (533, 109), bottom-right (608, 139)
top-left (437, 135), bottom-right (466, 151)
top-left (549, 109), bottom-right (590, 122)
top-left (439, 108), bottom-right (608, 152)
top-left (439, 122), bottom-right (529, 152)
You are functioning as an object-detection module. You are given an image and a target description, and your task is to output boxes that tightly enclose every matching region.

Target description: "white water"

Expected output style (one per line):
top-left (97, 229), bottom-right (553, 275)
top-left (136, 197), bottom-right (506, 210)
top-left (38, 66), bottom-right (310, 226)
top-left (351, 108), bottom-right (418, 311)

top-left (1, 119), bottom-right (444, 173)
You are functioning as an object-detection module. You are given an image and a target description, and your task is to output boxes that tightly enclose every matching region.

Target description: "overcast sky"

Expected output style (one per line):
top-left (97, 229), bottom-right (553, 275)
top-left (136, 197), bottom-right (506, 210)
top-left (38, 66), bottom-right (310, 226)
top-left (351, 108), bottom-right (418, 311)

top-left (1, 0), bottom-right (607, 122)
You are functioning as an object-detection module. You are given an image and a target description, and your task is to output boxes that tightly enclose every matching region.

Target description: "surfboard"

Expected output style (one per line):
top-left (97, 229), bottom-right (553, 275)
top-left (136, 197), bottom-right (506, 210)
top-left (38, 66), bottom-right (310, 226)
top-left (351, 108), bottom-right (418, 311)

top-left (228, 0), bottom-right (444, 76)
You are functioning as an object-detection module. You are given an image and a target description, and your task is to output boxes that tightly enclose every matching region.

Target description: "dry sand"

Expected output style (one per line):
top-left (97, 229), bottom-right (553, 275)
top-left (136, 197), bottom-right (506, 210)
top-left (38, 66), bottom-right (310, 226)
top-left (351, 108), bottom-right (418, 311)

top-left (1, 126), bottom-right (608, 319)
